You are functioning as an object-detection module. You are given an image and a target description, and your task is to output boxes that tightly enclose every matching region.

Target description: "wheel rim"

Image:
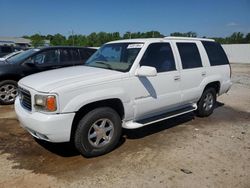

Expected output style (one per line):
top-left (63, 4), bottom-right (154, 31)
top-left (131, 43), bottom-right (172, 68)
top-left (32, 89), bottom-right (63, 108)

top-left (88, 118), bottom-right (114, 148)
top-left (0, 84), bottom-right (18, 103)
top-left (203, 92), bottom-right (214, 111)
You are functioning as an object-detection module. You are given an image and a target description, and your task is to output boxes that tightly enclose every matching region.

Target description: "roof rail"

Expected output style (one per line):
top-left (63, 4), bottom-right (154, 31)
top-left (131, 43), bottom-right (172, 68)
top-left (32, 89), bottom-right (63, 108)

top-left (164, 36), bottom-right (215, 42)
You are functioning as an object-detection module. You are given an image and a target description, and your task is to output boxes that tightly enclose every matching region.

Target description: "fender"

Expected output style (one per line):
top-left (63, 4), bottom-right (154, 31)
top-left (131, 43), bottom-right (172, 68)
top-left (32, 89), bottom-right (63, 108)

top-left (61, 87), bottom-right (132, 113)
top-left (198, 74), bottom-right (222, 98)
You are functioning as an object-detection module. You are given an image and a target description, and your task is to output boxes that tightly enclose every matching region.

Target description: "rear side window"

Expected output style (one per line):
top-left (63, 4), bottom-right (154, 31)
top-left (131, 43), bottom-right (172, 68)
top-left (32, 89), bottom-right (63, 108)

top-left (177, 43), bottom-right (202, 69)
top-left (60, 49), bottom-right (79, 62)
top-left (69, 49), bottom-right (80, 61)
top-left (202, 41), bottom-right (229, 66)
top-left (140, 43), bottom-right (176, 72)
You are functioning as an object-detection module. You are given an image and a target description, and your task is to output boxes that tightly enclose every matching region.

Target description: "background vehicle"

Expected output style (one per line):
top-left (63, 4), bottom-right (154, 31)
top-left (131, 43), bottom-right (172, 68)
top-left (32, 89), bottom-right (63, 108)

top-left (0, 46), bottom-right (96, 105)
top-left (0, 46), bottom-right (14, 57)
top-left (0, 50), bottom-right (23, 62)
top-left (15, 37), bottom-right (232, 157)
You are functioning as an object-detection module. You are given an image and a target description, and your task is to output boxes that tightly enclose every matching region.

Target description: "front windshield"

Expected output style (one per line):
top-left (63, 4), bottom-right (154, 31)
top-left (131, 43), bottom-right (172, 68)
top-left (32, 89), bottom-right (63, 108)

top-left (85, 43), bottom-right (143, 72)
top-left (7, 49), bottom-right (40, 64)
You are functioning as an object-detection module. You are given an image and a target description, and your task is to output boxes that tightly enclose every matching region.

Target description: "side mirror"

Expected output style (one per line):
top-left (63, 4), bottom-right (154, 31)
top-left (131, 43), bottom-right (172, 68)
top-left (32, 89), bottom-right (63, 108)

top-left (136, 66), bottom-right (157, 77)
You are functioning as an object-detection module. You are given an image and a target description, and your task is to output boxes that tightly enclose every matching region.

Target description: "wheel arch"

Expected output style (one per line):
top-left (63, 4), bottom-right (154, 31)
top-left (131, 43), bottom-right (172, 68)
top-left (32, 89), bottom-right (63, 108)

top-left (203, 81), bottom-right (221, 94)
top-left (70, 98), bottom-right (125, 142)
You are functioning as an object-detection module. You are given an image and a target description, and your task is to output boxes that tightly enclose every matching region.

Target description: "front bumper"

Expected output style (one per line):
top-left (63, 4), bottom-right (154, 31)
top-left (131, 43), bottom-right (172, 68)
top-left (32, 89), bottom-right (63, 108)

top-left (15, 98), bottom-right (75, 143)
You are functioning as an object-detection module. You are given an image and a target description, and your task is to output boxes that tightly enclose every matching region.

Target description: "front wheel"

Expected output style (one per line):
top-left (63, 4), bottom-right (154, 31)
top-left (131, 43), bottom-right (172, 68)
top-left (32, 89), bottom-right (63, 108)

top-left (74, 107), bottom-right (122, 157)
top-left (0, 80), bottom-right (18, 105)
top-left (196, 88), bottom-right (216, 117)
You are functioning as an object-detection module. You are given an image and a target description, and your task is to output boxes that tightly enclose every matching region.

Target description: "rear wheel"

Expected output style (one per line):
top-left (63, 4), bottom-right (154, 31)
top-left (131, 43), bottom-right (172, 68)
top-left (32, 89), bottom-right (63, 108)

top-left (74, 107), bottom-right (122, 157)
top-left (0, 80), bottom-right (18, 105)
top-left (196, 88), bottom-right (216, 117)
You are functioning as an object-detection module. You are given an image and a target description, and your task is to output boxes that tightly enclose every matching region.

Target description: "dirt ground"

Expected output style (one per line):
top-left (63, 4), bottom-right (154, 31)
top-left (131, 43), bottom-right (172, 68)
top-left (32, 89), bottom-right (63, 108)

top-left (0, 64), bottom-right (249, 188)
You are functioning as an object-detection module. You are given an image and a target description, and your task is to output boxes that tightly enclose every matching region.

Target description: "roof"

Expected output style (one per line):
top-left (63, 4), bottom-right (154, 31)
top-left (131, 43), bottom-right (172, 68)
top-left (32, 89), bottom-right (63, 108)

top-left (37, 46), bottom-right (97, 50)
top-left (107, 37), bottom-right (215, 44)
top-left (164, 36), bottom-right (215, 42)
top-left (0, 37), bottom-right (31, 44)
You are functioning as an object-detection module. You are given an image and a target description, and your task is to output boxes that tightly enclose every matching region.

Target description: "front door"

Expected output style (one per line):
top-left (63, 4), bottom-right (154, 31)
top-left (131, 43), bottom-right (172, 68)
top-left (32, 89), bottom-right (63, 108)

top-left (132, 42), bottom-right (182, 120)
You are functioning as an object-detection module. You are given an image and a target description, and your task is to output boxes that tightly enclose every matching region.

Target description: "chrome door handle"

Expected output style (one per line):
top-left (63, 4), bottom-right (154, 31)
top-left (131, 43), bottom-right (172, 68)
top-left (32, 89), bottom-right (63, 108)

top-left (174, 75), bottom-right (181, 81)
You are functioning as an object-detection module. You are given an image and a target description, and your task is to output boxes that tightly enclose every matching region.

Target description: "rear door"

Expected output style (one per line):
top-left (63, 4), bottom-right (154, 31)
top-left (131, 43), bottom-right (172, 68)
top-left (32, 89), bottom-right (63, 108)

top-left (59, 48), bottom-right (77, 67)
top-left (173, 41), bottom-right (206, 105)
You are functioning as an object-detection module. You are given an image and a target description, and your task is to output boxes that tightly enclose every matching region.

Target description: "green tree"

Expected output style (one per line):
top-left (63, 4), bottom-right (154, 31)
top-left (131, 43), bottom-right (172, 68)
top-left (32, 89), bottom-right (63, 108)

top-left (228, 32), bottom-right (244, 43)
top-left (50, 34), bottom-right (66, 46)
top-left (244, 33), bottom-right (250, 43)
top-left (30, 34), bottom-right (45, 47)
top-left (170, 31), bottom-right (197, 37)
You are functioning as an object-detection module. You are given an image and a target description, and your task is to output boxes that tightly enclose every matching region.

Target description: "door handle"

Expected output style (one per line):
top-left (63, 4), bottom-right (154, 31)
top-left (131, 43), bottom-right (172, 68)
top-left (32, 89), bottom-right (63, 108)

top-left (174, 75), bottom-right (181, 81)
top-left (201, 72), bottom-right (206, 77)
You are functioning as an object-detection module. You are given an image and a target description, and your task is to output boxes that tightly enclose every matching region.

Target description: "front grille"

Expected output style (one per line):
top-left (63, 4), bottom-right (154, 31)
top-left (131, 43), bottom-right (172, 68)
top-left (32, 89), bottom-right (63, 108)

top-left (19, 87), bottom-right (32, 111)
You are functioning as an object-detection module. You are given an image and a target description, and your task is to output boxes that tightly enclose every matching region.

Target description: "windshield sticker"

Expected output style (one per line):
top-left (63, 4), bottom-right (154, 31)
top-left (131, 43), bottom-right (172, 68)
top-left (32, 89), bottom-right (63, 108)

top-left (127, 44), bottom-right (144, 49)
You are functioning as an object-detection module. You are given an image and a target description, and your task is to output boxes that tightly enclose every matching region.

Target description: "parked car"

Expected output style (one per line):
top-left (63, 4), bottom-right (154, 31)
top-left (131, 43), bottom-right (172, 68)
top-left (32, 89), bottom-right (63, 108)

top-left (15, 37), bottom-right (232, 157)
top-left (0, 46), bottom-right (96, 104)
top-left (0, 50), bottom-right (23, 62)
top-left (0, 46), bottom-right (14, 57)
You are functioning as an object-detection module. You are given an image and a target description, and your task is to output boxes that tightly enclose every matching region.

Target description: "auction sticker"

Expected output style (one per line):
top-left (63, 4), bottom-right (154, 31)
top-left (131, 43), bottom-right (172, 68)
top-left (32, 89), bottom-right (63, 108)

top-left (127, 44), bottom-right (144, 49)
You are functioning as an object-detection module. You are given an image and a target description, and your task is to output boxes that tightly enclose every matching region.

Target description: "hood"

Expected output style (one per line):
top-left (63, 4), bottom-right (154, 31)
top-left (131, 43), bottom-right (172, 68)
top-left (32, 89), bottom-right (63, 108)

top-left (19, 66), bottom-right (125, 92)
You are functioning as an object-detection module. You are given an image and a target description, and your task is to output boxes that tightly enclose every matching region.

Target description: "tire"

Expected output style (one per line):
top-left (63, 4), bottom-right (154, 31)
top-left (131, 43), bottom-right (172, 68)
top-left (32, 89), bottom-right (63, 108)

top-left (196, 88), bottom-right (216, 117)
top-left (74, 107), bottom-right (122, 157)
top-left (0, 80), bottom-right (18, 105)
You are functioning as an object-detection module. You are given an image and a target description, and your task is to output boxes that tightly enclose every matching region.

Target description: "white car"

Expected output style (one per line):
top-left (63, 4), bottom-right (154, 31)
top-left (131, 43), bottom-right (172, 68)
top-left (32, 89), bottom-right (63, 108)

top-left (15, 37), bottom-right (232, 157)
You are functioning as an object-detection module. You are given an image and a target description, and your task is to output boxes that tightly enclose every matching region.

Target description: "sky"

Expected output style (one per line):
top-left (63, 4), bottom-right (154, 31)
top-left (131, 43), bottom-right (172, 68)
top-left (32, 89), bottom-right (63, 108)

top-left (0, 0), bottom-right (249, 37)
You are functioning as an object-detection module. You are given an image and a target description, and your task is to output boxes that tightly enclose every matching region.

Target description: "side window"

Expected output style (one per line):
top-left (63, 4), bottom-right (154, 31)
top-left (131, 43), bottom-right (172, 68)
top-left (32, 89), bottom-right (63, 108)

top-left (69, 49), bottom-right (80, 61)
top-left (79, 49), bottom-right (92, 60)
top-left (32, 50), bottom-right (59, 65)
top-left (202, 41), bottom-right (229, 66)
top-left (140, 43), bottom-right (176, 72)
top-left (177, 43), bottom-right (202, 69)
top-left (60, 49), bottom-right (71, 63)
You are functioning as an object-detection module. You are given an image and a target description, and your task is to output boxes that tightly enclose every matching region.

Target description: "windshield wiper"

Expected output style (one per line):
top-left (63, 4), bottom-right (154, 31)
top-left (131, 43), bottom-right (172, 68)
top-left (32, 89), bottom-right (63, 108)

top-left (95, 61), bottom-right (113, 70)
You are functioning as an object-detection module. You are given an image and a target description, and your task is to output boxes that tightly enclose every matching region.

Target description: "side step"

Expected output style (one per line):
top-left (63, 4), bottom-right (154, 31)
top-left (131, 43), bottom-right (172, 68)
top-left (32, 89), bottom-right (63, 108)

top-left (123, 104), bottom-right (197, 129)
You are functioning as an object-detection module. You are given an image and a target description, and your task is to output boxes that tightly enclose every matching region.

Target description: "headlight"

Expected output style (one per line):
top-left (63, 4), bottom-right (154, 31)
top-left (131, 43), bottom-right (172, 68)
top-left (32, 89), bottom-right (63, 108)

top-left (34, 95), bottom-right (57, 112)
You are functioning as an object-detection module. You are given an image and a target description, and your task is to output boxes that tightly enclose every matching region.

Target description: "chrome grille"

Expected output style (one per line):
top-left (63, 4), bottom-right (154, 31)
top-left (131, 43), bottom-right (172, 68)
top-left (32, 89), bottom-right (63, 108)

top-left (19, 87), bottom-right (32, 111)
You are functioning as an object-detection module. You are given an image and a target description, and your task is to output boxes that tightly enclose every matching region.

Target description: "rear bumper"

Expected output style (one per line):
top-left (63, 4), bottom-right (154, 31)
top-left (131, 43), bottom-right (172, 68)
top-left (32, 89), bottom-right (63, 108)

top-left (15, 98), bottom-right (75, 143)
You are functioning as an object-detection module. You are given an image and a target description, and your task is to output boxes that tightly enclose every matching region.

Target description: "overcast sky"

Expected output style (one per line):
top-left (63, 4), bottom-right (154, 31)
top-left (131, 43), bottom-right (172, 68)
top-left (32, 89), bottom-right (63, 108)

top-left (0, 0), bottom-right (249, 37)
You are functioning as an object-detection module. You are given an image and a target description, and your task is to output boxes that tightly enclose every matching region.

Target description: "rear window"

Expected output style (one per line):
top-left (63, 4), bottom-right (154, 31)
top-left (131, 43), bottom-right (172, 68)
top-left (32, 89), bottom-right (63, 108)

top-left (202, 41), bottom-right (229, 66)
top-left (177, 43), bottom-right (202, 69)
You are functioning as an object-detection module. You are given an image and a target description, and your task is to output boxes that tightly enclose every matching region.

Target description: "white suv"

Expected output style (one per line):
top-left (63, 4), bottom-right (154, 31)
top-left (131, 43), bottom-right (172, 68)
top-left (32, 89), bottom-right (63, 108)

top-left (15, 37), bottom-right (232, 157)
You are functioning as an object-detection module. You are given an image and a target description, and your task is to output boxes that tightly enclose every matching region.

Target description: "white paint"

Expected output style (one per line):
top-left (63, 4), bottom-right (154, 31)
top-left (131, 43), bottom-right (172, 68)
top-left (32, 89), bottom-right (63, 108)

top-left (15, 37), bottom-right (232, 143)
top-left (222, 44), bottom-right (250, 64)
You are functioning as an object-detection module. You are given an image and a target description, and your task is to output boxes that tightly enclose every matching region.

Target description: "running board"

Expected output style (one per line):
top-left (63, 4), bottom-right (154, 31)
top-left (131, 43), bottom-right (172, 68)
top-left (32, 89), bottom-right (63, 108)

top-left (123, 104), bottom-right (197, 129)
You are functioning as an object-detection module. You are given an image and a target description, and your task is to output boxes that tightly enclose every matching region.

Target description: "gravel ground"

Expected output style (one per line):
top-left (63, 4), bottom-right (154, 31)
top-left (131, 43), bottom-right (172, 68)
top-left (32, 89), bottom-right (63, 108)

top-left (0, 64), bottom-right (249, 188)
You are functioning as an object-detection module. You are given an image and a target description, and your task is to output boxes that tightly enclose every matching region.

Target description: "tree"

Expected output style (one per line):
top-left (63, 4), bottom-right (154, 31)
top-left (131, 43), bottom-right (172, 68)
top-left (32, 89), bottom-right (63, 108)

top-left (244, 33), bottom-right (250, 43)
top-left (50, 34), bottom-right (66, 46)
top-left (228, 32), bottom-right (244, 43)
top-left (170, 31), bottom-right (197, 37)
top-left (30, 34), bottom-right (45, 47)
